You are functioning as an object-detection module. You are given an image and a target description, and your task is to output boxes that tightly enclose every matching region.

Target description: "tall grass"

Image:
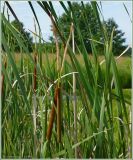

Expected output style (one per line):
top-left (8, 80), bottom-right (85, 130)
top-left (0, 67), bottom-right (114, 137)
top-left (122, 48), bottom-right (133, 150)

top-left (1, 1), bottom-right (131, 158)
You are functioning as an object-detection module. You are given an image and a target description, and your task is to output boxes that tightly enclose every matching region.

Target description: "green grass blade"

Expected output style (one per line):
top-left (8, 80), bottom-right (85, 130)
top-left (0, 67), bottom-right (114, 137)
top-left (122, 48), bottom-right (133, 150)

top-left (28, 1), bottom-right (41, 31)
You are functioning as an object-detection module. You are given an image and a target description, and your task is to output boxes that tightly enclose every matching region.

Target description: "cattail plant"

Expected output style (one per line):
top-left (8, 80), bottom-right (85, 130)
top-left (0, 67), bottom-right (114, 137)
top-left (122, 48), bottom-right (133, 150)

top-left (71, 12), bottom-right (78, 158)
top-left (52, 20), bottom-right (62, 144)
top-left (46, 20), bottom-right (62, 143)
top-left (32, 18), bottom-right (38, 157)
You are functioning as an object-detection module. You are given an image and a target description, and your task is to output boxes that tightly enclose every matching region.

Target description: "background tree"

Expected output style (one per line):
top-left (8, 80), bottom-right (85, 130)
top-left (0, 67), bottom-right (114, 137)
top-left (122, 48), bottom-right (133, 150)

top-left (56, 2), bottom-right (100, 53)
top-left (11, 20), bottom-right (33, 52)
top-left (54, 2), bottom-right (127, 55)
top-left (104, 18), bottom-right (127, 55)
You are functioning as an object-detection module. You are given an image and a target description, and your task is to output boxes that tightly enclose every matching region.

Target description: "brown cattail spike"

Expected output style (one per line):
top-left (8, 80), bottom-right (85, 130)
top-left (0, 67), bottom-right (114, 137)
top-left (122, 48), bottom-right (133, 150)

top-left (46, 105), bottom-right (56, 140)
top-left (46, 85), bottom-right (61, 141)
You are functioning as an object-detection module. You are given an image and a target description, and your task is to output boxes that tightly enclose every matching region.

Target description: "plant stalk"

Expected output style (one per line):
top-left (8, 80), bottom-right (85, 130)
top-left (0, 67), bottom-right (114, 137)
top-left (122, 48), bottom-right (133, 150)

top-left (71, 14), bottom-right (78, 158)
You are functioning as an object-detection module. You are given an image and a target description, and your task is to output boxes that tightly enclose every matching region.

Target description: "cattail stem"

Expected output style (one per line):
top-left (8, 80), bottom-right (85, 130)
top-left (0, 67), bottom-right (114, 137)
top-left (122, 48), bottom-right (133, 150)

top-left (33, 53), bottom-right (37, 157)
top-left (1, 60), bottom-right (7, 97)
top-left (60, 24), bottom-right (73, 74)
top-left (71, 12), bottom-right (78, 158)
top-left (51, 17), bottom-right (62, 143)
top-left (33, 53), bottom-right (37, 93)
top-left (51, 21), bottom-right (60, 72)
top-left (57, 85), bottom-right (61, 143)
top-left (33, 18), bottom-right (37, 157)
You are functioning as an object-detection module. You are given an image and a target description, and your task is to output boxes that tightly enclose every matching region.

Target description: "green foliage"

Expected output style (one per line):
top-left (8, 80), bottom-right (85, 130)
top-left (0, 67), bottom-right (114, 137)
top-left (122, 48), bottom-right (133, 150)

top-left (56, 3), bottom-right (128, 55)
top-left (2, 19), bottom-right (33, 53)
top-left (32, 42), bottom-right (63, 54)
top-left (103, 18), bottom-right (127, 55)
top-left (11, 20), bottom-right (33, 52)
top-left (56, 2), bottom-right (100, 53)
top-left (101, 59), bottom-right (131, 89)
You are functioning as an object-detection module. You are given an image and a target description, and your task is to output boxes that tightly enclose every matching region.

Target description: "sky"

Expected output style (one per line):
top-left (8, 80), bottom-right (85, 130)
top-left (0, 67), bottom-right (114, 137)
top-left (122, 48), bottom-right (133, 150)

top-left (1, 1), bottom-right (132, 46)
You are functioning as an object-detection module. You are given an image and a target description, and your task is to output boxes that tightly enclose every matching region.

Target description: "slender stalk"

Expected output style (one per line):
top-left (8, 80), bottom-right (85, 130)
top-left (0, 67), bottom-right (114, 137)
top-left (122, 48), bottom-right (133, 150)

top-left (33, 52), bottom-right (37, 157)
top-left (60, 24), bottom-right (73, 74)
top-left (32, 18), bottom-right (37, 157)
top-left (57, 85), bottom-right (61, 143)
top-left (33, 54), bottom-right (37, 93)
top-left (52, 23), bottom-right (59, 72)
top-left (33, 17), bottom-right (37, 92)
top-left (71, 13), bottom-right (78, 158)
top-left (1, 60), bottom-right (7, 97)
top-left (32, 94), bottom-right (37, 157)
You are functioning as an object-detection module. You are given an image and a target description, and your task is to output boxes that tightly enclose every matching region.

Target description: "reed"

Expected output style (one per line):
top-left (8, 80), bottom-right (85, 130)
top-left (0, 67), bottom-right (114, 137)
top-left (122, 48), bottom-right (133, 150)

top-left (51, 18), bottom-right (62, 144)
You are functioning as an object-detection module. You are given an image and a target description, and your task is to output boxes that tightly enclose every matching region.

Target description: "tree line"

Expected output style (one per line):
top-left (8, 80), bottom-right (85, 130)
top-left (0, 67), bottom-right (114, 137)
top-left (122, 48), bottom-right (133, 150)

top-left (2, 2), bottom-right (131, 55)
